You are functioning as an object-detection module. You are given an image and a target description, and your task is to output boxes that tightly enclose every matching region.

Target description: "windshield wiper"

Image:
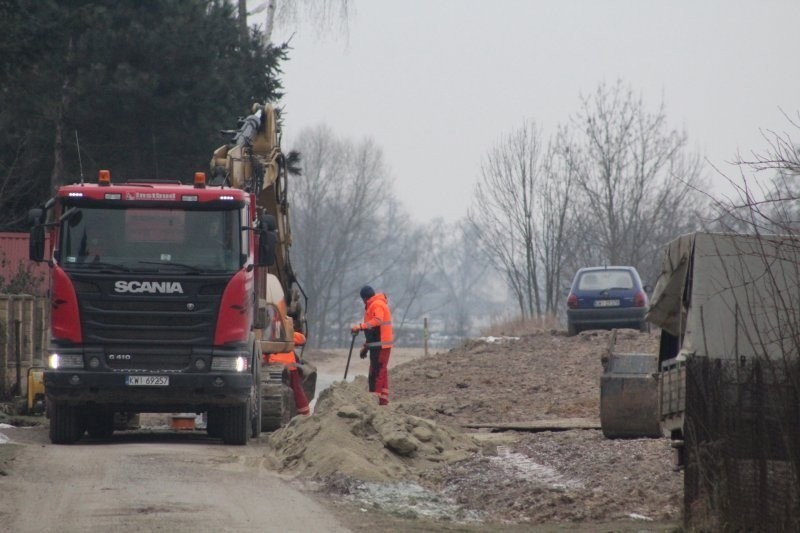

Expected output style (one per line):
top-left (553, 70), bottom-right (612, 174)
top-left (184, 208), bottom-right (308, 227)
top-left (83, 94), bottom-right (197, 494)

top-left (137, 260), bottom-right (203, 274)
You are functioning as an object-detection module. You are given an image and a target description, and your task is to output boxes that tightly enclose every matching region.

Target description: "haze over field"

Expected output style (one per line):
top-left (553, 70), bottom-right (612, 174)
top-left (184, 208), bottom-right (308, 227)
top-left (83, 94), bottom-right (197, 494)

top-left (261, 0), bottom-right (800, 222)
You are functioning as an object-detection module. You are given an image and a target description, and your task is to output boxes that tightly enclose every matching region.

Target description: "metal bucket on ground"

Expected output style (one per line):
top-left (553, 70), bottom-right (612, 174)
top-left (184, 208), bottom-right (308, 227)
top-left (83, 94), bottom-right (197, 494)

top-left (600, 352), bottom-right (661, 438)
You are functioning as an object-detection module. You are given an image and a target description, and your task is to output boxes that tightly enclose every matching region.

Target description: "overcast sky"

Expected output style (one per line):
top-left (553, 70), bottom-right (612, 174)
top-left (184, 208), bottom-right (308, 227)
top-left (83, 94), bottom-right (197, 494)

top-left (258, 0), bottom-right (800, 223)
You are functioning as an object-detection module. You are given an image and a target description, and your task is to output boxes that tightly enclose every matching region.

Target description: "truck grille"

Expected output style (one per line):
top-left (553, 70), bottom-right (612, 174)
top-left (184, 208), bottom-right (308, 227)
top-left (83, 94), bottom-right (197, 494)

top-left (71, 272), bottom-right (231, 348)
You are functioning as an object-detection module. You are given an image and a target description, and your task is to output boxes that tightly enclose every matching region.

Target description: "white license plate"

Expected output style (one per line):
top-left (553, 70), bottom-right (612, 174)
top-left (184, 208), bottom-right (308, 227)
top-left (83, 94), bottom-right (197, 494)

top-left (594, 299), bottom-right (620, 308)
top-left (126, 375), bottom-right (169, 386)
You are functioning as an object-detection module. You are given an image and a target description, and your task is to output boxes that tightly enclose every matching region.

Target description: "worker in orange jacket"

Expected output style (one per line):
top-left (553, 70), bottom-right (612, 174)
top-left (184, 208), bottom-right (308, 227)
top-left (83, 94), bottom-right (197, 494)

top-left (265, 331), bottom-right (310, 415)
top-left (351, 285), bottom-right (393, 405)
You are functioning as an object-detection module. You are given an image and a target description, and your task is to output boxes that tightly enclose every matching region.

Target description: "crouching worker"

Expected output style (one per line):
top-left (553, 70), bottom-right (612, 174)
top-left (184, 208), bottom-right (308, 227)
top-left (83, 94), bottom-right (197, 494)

top-left (265, 331), bottom-right (311, 416)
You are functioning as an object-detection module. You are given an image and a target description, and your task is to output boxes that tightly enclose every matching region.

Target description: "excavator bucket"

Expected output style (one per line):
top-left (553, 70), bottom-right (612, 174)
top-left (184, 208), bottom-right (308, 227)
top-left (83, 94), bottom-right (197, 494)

top-left (600, 351), bottom-right (661, 438)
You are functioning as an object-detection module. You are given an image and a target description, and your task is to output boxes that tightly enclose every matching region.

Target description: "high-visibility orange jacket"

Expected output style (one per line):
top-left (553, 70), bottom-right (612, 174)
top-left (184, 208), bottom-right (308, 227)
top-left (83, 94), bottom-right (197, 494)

top-left (266, 331), bottom-right (306, 366)
top-left (359, 293), bottom-right (393, 349)
top-left (268, 351), bottom-right (297, 365)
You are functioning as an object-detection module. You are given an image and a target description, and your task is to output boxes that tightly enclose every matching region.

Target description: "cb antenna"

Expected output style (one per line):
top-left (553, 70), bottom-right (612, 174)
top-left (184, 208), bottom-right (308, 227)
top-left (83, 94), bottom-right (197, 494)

top-left (75, 130), bottom-right (85, 186)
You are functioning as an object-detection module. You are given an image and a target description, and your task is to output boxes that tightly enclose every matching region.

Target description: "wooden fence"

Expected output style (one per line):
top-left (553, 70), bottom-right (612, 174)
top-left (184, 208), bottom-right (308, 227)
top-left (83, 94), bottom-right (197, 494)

top-left (0, 295), bottom-right (48, 399)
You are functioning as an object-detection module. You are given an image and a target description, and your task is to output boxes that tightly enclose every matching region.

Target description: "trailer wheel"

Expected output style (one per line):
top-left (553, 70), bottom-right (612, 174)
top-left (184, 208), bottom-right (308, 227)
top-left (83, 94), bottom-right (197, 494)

top-left (222, 402), bottom-right (249, 445)
top-left (49, 402), bottom-right (85, 444)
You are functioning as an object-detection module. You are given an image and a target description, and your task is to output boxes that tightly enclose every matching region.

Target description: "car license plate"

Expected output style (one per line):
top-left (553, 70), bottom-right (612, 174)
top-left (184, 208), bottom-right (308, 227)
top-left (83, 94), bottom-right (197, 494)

top-left (126, 375), bottom-right (169, 386)
top-left (594, 299), bottom-right (620, 308)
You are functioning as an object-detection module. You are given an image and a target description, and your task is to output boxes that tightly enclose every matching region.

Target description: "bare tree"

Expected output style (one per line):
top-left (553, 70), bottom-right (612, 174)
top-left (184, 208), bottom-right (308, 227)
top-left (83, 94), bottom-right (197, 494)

top-left (0, 135), bottom-right (39, 229)
top-left (536, 128), bottom-right (579, 314)
top-left (469, 121), bottom-right (543, 318)
top-left (289, 125), bottom-right (398, 346)
top-left (247, 0), bottom-right (351, 45)
top-left (566, 81), bottom-right (707, 283)
top-left (427, 220), bottom-right (491, 338)
top-left (704, 112), bottom-right (800, 240)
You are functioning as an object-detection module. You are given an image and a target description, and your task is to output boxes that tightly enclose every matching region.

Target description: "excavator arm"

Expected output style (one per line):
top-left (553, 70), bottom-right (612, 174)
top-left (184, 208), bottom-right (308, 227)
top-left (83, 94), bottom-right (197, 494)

top-left (211, 103), bottom-right (305, 333)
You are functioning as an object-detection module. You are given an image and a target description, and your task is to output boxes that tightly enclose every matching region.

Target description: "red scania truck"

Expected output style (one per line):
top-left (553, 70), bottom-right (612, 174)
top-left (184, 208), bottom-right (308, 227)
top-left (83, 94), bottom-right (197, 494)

top-left (29, 104), bottom-right (314, 444)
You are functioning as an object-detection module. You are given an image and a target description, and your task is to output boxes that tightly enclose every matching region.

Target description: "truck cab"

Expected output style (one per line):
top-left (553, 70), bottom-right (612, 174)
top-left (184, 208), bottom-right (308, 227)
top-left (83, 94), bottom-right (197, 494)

top-left (31, 172), bottom-right (265, 444)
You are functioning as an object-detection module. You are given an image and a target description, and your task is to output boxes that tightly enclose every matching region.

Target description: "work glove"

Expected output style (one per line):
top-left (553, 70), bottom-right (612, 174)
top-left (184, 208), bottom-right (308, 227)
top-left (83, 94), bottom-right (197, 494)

top-left (350, 323), bottom-right (362, 334)
top-left (359, 346), bottom-right (368, 359)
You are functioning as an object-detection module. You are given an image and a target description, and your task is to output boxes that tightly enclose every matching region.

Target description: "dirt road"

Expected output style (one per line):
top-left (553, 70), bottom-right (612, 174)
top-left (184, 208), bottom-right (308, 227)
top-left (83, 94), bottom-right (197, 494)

top-left (0, 348), bottom-right (424, 533)
top-left (0, 425), bottom-right (349, 533)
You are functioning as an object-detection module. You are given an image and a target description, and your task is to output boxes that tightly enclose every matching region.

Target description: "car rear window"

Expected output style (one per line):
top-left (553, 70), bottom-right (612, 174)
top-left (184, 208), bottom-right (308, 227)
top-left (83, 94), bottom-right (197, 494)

top-left (578, 270), bottom-right (634, 291)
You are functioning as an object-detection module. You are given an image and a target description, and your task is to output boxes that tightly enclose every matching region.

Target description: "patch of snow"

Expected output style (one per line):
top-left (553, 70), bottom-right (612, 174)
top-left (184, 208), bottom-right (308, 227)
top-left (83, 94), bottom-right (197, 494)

top-left (0, 432), bottom-right (9, 444)
top-left (628, 513), bottom-right (653, 521)
top-left (490, 446), bottom-right (584, 489)
top-left (0, 423), bottom-right (15, 428)
top-left (479, 336), bottom-right (520, 344)
top-left (349, 480), bottom-right (482, 523)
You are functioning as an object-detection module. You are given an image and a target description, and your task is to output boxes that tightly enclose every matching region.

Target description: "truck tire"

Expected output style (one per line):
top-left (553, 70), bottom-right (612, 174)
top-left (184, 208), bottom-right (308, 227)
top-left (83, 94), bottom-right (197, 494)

top-left (86, 412), bottom-right (115, 439)
top-left (49, 402), bottom-right (85, 444)
top-left (221, 402), bottom-right (249, 445)
top-left (206, 408), bottom-right (223, 438)
top-left (250, 356), bottom-right (263, 438)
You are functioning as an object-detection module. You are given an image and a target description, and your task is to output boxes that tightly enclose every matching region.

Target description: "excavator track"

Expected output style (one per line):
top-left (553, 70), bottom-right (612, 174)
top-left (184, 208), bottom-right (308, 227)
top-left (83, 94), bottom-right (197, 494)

top-left (260, 364), bottom-right (317, 432)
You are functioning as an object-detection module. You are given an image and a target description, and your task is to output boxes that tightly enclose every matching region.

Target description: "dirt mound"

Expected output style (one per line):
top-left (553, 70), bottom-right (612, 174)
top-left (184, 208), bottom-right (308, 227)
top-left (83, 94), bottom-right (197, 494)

top-left (265, 376), bottom-right (478, 482)
top-left (392, 328), bottom-right (657, 427)
top-left (271, 328), bottom-right (682, 528)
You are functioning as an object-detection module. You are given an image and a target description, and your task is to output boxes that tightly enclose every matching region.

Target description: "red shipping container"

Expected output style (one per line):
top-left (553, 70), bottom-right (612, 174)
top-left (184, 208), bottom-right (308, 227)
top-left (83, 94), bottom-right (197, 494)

top-left (0, 232), bottom-right (50, 296)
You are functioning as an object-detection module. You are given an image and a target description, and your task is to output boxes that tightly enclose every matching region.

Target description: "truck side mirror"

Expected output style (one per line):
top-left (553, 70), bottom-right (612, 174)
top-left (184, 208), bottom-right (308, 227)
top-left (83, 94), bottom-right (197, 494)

top-left (28, 208), bottom-right (43, 225)
top-left (29, 225), bottom-right (45, 262)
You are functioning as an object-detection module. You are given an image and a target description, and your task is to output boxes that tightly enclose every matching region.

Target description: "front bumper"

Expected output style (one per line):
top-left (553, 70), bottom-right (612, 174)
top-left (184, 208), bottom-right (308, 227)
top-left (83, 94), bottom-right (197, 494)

top-left (44, 370), bottom-right (252, 411)
top-left (44, 344), bottom-right (253, 411)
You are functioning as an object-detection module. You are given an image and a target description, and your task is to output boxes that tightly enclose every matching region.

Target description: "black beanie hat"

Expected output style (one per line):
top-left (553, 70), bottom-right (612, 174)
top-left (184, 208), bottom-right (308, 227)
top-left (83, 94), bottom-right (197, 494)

top-left (360, 285), bottom-right (375, 300)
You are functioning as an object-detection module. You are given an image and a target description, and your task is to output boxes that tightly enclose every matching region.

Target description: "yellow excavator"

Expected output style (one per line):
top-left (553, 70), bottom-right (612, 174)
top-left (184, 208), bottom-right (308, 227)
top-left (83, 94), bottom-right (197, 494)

top-left (211, 103), bottom-right (315, 429)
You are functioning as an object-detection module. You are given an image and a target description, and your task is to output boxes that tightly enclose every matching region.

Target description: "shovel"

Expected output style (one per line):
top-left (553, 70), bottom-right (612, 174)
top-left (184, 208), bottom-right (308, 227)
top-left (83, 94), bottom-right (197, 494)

top-left (343, 331), bottom-right (358, 380)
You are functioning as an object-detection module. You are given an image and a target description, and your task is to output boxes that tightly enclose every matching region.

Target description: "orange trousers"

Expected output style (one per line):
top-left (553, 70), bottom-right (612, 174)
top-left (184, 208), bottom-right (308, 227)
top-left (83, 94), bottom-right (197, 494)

top-left (265, 353), bottom-right (310, 415)
top-left (368, 348), bottom-right (390, 405)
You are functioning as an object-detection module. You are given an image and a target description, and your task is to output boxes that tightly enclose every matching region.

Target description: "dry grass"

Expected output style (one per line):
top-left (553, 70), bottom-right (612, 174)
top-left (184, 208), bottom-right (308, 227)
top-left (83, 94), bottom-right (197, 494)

top-left (480, 314), bottom-right (563, 337)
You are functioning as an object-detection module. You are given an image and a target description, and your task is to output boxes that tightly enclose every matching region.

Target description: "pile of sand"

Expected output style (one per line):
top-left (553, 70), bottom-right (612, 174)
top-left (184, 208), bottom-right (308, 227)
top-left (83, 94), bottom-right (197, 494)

top-left (265, 376), bottom-right (478, 482)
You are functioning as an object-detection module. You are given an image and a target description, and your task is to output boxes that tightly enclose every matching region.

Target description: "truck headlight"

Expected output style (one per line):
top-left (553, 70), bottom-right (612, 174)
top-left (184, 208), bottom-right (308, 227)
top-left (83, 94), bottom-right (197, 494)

top-left (48, 353), bottom-right (84, 369)
top-left (211, 356), bottom-right (248, 372)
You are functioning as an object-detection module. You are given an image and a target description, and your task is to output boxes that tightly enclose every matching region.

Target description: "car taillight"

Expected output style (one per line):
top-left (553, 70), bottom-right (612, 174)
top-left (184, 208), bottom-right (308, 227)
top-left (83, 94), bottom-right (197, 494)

top-left (567, 293), bottom-right (578, 309)
top-left (634, 291), bottom-right (647, 307)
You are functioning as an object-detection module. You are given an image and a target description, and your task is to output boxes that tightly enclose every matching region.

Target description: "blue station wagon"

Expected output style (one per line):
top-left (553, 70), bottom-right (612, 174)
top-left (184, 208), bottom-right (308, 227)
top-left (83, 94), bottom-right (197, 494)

top-left (566, 266), bottom-right (649, 336)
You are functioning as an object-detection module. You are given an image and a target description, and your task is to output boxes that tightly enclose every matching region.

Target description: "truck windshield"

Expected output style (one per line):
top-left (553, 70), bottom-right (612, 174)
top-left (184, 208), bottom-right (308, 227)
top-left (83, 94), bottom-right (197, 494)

top-left (59, 207), bottom-right (242, 273)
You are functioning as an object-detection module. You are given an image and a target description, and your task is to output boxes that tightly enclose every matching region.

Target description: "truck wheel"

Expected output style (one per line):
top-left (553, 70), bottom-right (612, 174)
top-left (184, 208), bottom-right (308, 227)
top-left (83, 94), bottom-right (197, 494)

top-left (221, 402), bottom-right (249, 445)
top-left (86, 412), bottom-right (115, 439)
top-left (250, 357), bottom-right (263, 438)
top-left (206, 408), bottom-right (223, 438)
top-left (49, 402), bottom-right (85, 444)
